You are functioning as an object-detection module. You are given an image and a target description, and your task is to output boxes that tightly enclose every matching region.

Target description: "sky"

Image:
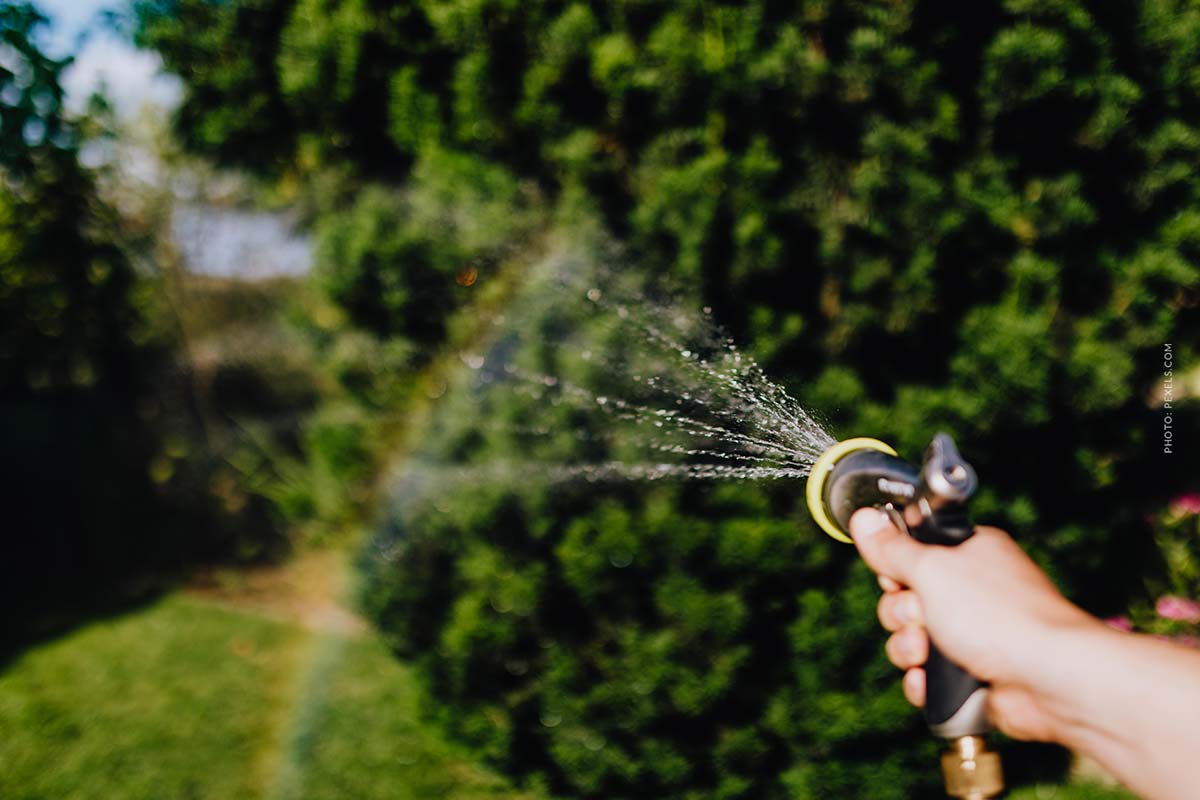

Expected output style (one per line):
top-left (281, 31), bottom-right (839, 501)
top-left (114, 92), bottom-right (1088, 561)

top-left (30, 1), bottom-right (311, 278)
top-left (34, 0), bottom-right (105, 55)
top-left (34, 0), bottom-right (181, 115)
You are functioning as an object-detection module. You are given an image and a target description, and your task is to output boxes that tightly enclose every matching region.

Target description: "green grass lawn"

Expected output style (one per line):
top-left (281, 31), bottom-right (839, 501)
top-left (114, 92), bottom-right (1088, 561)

top-left (272, 634), bottom-right (534, 800)
top-left (0, 590), bottom-right (1133, 800)
top-left (0, 594), bottom-right (530, 800)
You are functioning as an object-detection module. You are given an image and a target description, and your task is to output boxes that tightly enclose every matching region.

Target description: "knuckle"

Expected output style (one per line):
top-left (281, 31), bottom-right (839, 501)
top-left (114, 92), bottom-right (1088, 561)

top-left (878, 591), bottom-right (918, 632)
top-left (877, 595), bottom-right (895, 630)
top-left (909, 628), bottom-right (929, 662)
top-left (885, 626), bottom-right (928, 668)
top-left (884, 634), bottom-right (904, 666)
top-left (904, 668), bottom-right (925, 707)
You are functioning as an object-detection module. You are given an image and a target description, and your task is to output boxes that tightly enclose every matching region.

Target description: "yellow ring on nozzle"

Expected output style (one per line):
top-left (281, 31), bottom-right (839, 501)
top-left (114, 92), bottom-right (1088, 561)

top-left (805, 437), bottom-right (898, 543)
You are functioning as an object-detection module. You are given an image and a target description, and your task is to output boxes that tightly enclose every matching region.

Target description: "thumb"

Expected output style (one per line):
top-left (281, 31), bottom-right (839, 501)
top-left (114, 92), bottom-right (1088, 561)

top-left (849, 508), bottom-right (927, 586)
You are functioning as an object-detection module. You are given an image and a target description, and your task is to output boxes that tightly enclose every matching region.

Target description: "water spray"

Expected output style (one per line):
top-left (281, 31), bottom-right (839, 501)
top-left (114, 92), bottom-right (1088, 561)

top-left (806, 433), bottom-right (1003, 800)
top-left (419, 265), bottom-right (1002, 793)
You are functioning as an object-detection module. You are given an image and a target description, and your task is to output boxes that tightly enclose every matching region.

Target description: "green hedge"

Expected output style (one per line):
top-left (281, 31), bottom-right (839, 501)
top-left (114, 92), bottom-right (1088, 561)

top-left (139, 0), bottom-right (1199, 795)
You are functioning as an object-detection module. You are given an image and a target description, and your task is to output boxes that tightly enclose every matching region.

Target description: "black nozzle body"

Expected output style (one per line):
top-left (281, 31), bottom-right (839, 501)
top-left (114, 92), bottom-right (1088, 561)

top-left (824, 448), bottom-right (920, 536)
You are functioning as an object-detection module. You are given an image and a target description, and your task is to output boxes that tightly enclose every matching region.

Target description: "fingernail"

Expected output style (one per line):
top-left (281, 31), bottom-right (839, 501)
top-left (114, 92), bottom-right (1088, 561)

top-left (850, 509), bottom-right (890, 541)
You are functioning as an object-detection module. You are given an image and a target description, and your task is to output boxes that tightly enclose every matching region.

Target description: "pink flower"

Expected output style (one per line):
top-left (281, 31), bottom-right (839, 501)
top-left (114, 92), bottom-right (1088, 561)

top-left (1104, 616), bottom-right (1133, 631)
top-left (1156, 595), bottom-right (1200, 623)
top-left (1170, 492), bottom-right (1200, 516)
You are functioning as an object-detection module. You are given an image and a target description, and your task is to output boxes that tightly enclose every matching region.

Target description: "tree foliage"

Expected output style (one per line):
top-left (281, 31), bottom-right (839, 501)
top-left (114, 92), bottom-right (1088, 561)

top-left (139, 0), bottom-right (1199, 796)
top-left (0, 3), bottom-right (168, 625)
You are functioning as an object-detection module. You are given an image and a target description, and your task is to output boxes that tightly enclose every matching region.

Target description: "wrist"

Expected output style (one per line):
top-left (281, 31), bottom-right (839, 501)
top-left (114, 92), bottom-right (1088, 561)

top-left (1020, 612), bottom-right (1115, 749)
top-left (1026, 624), bottom-right (1200, 800)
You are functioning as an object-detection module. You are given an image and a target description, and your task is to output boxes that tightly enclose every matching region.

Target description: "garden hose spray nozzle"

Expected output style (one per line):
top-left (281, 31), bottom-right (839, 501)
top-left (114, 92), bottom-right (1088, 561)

top-left (806, 433), bottom-right (1003, 800)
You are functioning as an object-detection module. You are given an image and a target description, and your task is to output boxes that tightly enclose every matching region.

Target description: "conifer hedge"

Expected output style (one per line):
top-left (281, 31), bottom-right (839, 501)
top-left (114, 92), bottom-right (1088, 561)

top-left (139, 0), bottom-right (1199, 795)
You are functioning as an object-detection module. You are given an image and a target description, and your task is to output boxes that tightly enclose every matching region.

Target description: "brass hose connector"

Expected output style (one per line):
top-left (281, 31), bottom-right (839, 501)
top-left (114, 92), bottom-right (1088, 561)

top-left (941, 735), bottom-right (1004, 800)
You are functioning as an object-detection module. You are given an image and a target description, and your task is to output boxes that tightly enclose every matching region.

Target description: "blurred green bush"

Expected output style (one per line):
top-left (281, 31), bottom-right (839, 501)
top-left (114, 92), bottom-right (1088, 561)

top-left (154, 272), bottom-right (415, 556)
top-left (0, 3), bottom-right (390, 639)
top-left (0, 3), bottom-right (172, 629)
top-left (137, 0), bottom-right (1199, 796)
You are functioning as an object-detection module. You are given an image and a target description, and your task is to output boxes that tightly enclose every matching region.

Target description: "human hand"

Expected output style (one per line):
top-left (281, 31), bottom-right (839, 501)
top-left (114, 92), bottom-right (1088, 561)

top-left (848, 508), bottom-right (1101, 743)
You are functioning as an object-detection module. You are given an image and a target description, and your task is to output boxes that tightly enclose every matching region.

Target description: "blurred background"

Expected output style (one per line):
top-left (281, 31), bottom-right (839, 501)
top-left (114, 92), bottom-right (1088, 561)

top-left (1, 0), bottom-right (1198, 798)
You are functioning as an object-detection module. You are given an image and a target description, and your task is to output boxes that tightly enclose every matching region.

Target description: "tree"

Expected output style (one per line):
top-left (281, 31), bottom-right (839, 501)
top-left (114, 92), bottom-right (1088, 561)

top-left (1, 2), bottom-right (168, 630)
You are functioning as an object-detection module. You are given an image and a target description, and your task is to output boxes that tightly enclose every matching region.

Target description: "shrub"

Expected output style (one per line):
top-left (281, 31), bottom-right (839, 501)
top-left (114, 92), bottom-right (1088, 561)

top-left (141, 0), bottom-right (1200, 795)
top-left (313, 148), bottom-right (536, 345)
